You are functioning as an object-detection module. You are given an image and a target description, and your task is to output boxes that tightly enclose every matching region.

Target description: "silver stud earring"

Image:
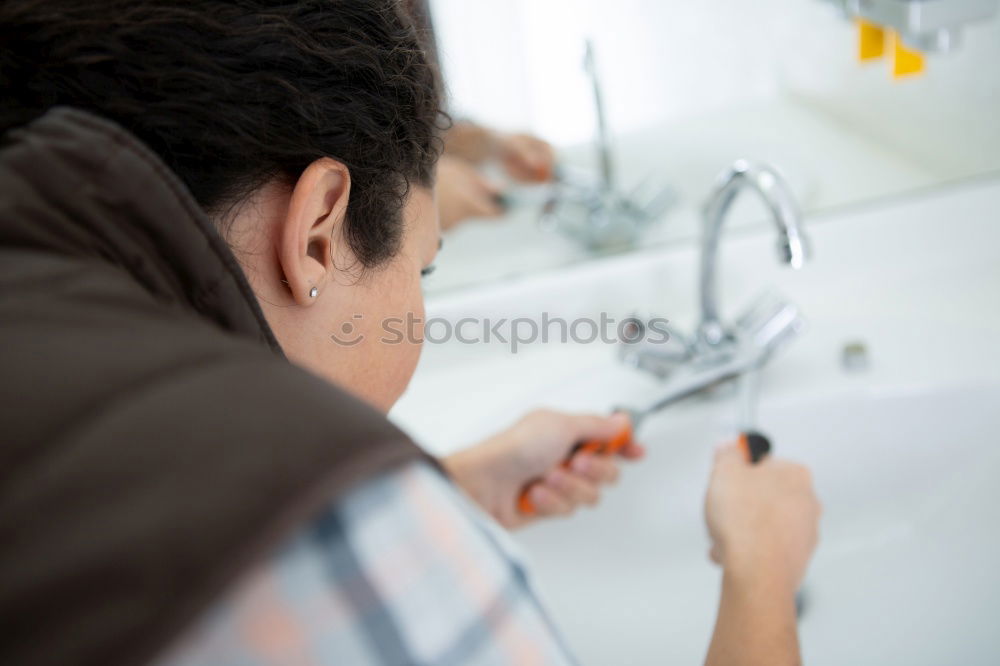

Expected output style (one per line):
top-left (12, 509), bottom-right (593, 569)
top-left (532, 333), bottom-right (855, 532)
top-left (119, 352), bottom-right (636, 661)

top-left (309, 287), bottom-right (318, 299)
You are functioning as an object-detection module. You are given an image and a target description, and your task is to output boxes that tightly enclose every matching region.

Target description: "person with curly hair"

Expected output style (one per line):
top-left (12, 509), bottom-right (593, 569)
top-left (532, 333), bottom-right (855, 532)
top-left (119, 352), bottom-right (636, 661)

top-left (0, 2), bottom-right (819, 665)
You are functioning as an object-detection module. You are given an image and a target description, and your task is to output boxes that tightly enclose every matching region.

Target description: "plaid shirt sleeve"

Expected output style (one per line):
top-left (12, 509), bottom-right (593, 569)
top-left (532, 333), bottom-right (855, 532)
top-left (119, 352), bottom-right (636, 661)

top-left (156, 461), bottom-right (577, 666)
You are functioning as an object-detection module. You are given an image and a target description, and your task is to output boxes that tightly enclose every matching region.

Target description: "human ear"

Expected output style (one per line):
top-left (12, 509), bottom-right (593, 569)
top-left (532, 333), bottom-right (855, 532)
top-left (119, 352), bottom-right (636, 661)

top-left (277, 158), bottom-right (350, 305)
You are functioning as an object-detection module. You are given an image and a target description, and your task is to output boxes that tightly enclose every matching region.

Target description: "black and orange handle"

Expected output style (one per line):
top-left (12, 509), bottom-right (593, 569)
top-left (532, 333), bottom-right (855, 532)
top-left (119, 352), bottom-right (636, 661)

top-left (517, 425), bottom-right (634, 515)
top-left (739, 430), bottom-right (772, 464)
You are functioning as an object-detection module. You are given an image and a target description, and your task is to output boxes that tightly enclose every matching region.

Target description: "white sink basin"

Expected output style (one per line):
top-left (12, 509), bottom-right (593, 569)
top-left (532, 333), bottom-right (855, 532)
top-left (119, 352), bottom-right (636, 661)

top-left (392, 177), bottom-right (1000, 664)
top-left (515, 382), bottom-right (1000, 665)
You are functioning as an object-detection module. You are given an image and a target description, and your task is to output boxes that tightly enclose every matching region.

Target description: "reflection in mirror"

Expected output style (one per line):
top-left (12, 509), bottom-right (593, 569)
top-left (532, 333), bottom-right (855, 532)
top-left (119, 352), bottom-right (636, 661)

top-left (421, 0), bottom-right (1000, 293)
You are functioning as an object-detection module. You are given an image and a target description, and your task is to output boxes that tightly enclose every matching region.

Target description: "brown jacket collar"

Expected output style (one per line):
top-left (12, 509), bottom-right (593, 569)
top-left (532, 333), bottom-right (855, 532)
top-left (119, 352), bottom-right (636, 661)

top-left (0, 106), bottom-right (282, 352)
top-left (0, 108), bottom-right (431, 666)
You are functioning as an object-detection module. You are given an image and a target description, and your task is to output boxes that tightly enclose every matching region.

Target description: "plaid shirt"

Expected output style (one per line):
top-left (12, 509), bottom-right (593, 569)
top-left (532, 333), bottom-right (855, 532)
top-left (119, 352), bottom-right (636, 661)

top-left (157, 462), bottom-right (576, 665)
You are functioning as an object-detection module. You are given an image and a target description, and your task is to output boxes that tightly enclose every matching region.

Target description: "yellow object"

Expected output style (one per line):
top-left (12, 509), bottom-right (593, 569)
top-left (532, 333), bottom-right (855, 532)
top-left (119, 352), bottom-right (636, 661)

top-left (891, 31), bottom-right (925, 78)
top-left (857, 19), bottom-right (886, 61)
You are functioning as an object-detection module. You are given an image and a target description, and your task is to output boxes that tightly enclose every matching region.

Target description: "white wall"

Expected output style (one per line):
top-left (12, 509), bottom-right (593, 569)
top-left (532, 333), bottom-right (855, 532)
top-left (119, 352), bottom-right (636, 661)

top-left (429, 0), bottom-right (1000, 177)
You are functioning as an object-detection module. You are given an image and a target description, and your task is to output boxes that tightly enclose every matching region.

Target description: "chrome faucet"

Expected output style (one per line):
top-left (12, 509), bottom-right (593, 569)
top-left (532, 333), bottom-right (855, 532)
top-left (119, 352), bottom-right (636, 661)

top-left (697, 160), bottom-right (808, 349)
top-left (619, 160), bottom-right (810, 403)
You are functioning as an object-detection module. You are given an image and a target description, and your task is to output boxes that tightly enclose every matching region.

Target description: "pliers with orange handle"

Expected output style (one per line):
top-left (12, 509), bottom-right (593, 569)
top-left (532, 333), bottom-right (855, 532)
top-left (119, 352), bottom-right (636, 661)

top-left (517, 415), bottom-right (770, 516)
top-left (517, 423), bottom-right (635, 515)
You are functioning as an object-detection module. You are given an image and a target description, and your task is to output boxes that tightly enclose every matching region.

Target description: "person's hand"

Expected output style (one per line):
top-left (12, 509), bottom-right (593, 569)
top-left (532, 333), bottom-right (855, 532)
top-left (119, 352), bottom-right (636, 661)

top-left (443, 409), bottom-right (645, 529)
top-left (704, 442), bottom-right (821, 590)
top-left (495, 132), bottom-right (555, 183)
top-left (703, 442), bottom-right (820, 666)
top-left (435, 154), bottom-right (504, 231)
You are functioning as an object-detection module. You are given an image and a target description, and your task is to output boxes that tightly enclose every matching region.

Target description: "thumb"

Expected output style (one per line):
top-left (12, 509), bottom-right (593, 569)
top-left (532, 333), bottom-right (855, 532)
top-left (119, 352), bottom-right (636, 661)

top-left (516, 144), bottom-right (543, 171)
top-left (714, 440), bottom-right (747, 467)
top-left (567, 411), bottom-right (632, 445)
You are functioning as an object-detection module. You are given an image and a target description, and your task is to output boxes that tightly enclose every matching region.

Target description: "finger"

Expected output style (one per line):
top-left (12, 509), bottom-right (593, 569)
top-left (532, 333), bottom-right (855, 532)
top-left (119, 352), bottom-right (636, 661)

top-left (525, 141), bottom-right (555, 179)
top-left (517, 149), bottom-right (545, 175)
top-left (504, 151), bottom-right (545, 183)
top-left (504, 163), bottom-right (535, 184)
top-left (619, 440), bottom-right (646, 460)
top-left (502, 137), bottom-right (534, 162)
top-left (463, 190), bottom-right (504, 218)
top-left (544, 469), bottom-right (599, 507)
top-left (529, 484), bottom-right (574, 516)
top-left (569, 453), bottom-right (619, 484)
top-left (506, 136), bottom-right (554, 175)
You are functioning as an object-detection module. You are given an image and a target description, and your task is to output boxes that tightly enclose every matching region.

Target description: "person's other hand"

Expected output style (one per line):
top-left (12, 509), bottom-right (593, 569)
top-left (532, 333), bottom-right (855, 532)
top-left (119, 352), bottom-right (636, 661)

top-left (704, 442), bottom-right (821, 590)
top-left (496, 132), bottom-right (555, 183)
top-left (435, 154), bottom-right (504, 231)
top-left (444, 409), bottom-right (645, 529)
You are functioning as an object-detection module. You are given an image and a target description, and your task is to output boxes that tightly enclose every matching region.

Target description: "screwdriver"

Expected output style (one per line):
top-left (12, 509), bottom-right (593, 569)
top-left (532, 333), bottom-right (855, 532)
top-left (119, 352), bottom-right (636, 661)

top-left (736, 366), bottom-right (772, 464)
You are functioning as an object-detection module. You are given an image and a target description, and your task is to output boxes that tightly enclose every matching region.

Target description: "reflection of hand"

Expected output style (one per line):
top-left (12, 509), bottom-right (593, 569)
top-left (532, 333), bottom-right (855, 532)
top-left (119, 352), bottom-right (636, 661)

top-left (444, 122), bottom-right (555, 184)
top-left (704, 443), bottom-right (820, 588)
top-left (444, 410), bottom-right (644, 529)
top-left (435, 154), bottom-right (504, 231)
top-left (496, 132), bottom-right (555, 183)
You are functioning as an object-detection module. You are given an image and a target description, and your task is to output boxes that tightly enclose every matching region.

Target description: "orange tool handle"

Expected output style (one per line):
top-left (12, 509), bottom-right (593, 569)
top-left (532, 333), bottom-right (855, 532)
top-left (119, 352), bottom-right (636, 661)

top-left (517, 425), bottom-right (633, 516)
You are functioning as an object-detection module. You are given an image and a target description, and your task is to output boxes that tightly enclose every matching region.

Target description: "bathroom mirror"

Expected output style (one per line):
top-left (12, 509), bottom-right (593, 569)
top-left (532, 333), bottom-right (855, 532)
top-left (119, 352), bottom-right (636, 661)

top-left (421, 0), bottom-right (1000, 293)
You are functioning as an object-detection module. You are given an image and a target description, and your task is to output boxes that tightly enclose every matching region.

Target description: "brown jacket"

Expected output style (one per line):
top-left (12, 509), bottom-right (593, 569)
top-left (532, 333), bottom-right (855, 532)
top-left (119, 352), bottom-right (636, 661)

top-left (0, 108), bottom-right (429, 666)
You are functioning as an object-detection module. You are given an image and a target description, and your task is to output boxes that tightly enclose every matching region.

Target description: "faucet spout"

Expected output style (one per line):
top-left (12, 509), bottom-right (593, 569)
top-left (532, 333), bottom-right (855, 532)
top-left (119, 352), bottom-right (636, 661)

top-left (697, 160), bottom-right (808, 348)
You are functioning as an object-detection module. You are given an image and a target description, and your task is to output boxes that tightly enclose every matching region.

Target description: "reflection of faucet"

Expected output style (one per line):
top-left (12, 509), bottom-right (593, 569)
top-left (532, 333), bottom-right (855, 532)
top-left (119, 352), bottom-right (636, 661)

top-left (619, 160), bottom-right (810, 401)
top-left (539, 39), bottom-right (674, 252)
top-left (698, 160), bottom-right (808, 348)
top-left (583, 40), bottom-right (615, 194)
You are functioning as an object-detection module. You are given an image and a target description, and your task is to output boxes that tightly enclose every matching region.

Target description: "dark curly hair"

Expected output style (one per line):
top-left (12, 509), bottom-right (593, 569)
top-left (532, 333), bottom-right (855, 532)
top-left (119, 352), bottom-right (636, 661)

top-left (0, 0), bottom-right (445, 269)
